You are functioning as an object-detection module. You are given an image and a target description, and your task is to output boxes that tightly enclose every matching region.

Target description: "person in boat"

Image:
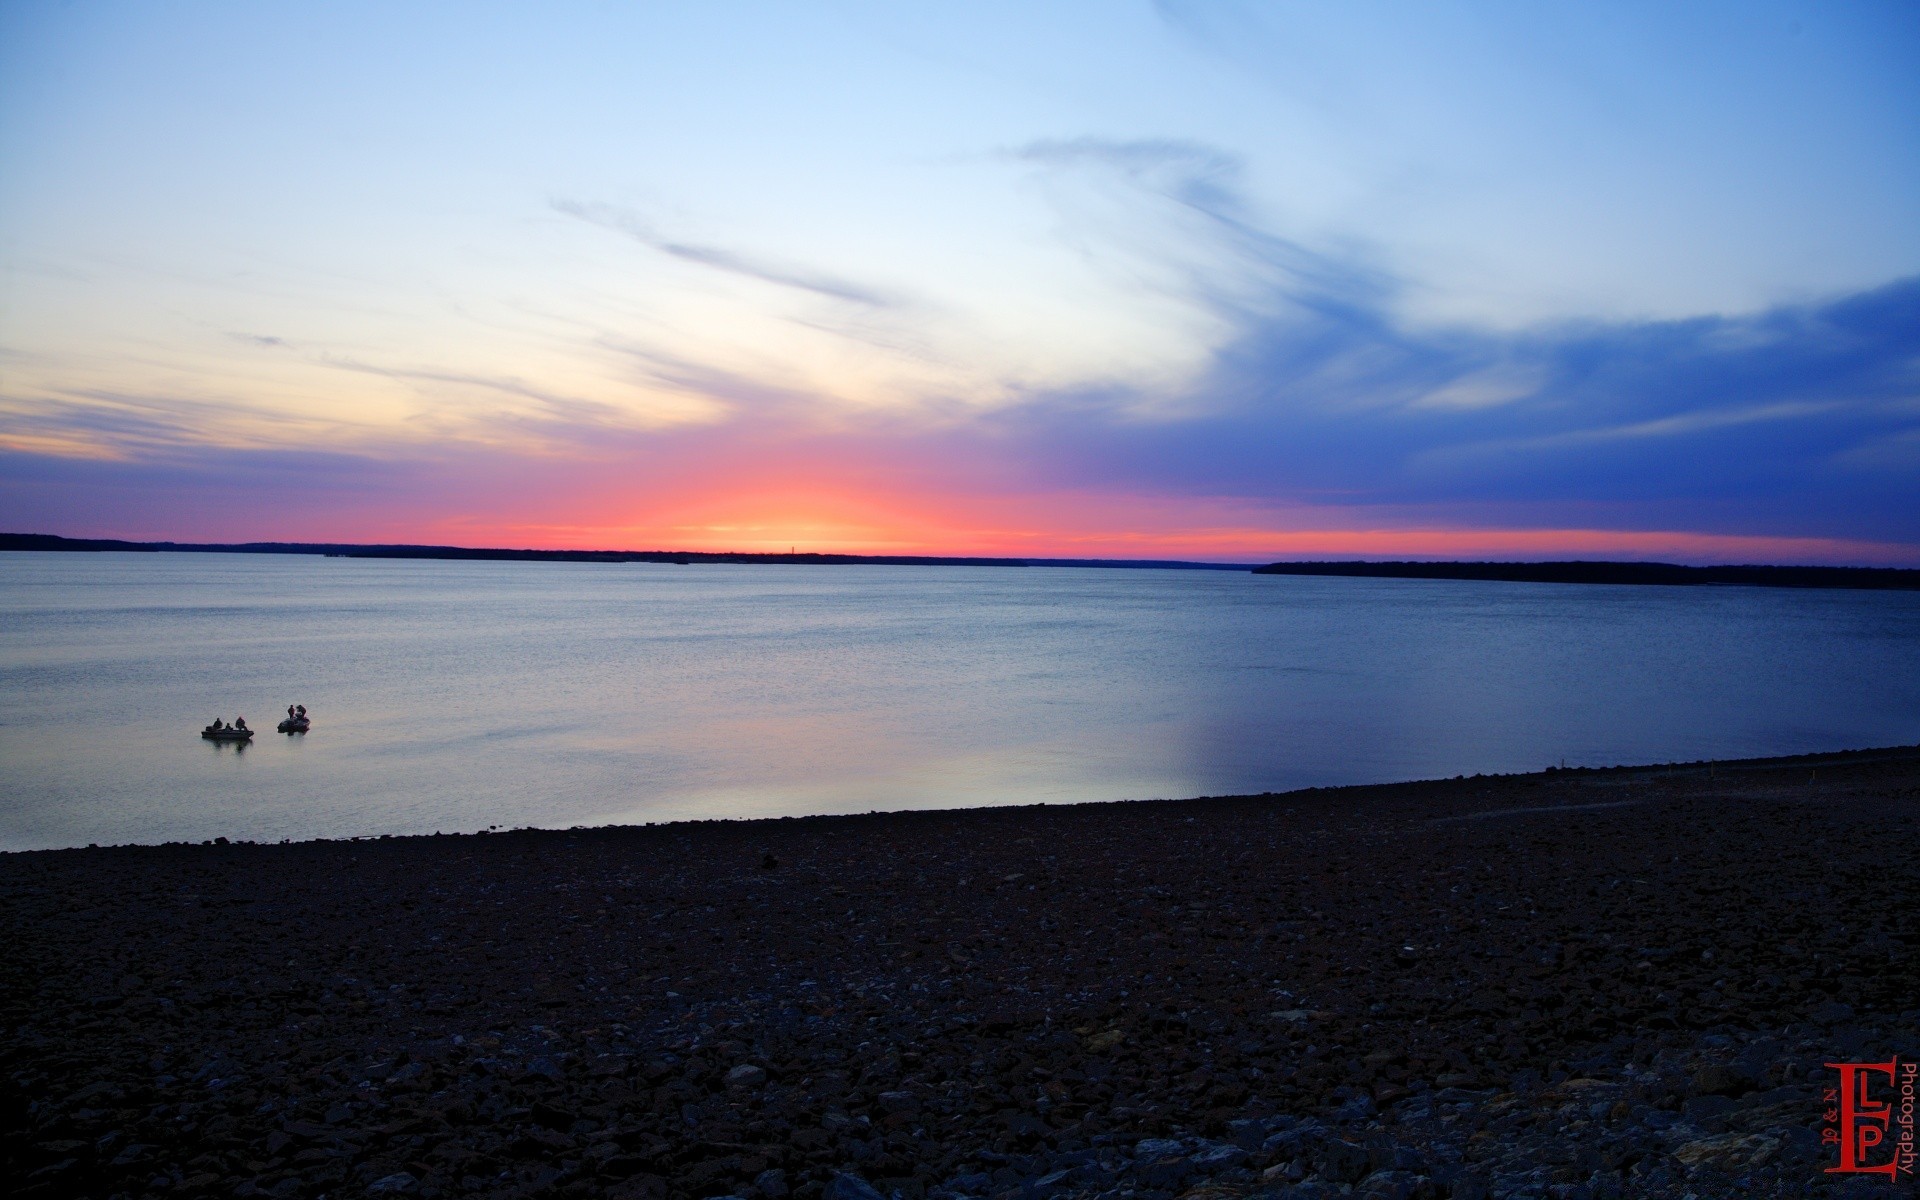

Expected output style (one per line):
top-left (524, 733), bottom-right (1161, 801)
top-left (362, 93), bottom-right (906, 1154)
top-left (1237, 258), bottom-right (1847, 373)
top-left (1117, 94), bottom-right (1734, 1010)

top-left (295, 704), bottom-right (306, 719)
top-left (287, 705), bottom-right (296, 722)
top-left (235, 717), bottom-right (248, 731)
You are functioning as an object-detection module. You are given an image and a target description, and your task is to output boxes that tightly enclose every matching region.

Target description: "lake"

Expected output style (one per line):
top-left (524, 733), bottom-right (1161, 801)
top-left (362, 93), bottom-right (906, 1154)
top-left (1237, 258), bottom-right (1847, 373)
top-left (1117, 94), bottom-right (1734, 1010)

top-left (3, 551), bottom-right (1918, 851)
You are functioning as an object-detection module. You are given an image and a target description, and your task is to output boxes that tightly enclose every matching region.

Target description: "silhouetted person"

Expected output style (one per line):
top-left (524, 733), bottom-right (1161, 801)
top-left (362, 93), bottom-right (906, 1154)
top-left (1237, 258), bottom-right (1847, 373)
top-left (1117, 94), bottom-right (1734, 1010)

top-left (235, 717), bottom-right (248, 731)
top-left (288, 705), bottom-right (296, 721)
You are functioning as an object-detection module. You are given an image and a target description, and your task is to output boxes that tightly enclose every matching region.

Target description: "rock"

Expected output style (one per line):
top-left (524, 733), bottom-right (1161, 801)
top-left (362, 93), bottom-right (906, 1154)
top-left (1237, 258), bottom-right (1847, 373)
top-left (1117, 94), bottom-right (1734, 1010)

top-left (1672, 1133), bottom-right (1747, 1167)
top-left (1689, 1063), bottom-right (1754, 1097)
top-left (1133, 1137), bottom-right (1185, 1160)
top-left (1319, 1139), bottom-right (1372, 1184)
top-left (725, 1063), bottom-right (767, 1088)
top-left (601, 1154), bottom-right (655, 1178)
top-left (753, 1167), bottom-right (789, 1198)
top-left (1003, 1112), bottom-right (1047, 1142)
top-left (1265, 1120), bottom-right (1330, 1160)
top-left (1682, 1093), bottom-right (1736, 1121)
top-left (1067, 1161), bottom-right (1116, 1190)
top-left (1368, 1141), bottom-right (1424, 1173)
top-left (367, 1172), bottom-right (418, 1194)
top-left (531, 1102), bottom-right (575, 1130)
top-left (1136, 1155), bottom-right (1195, 1189)
top-left (875, 1088), bottom-right (916, 1114)
top-left (824, 1174), bottom-right (887, 1200)
top-left (1278, 1182), bottom-right (1348, 1199)
top-left (1356, 1170), bottom-right (1423, 1200)
top-left (1190, 1144), bottom-right (1247, 1171)
top-left (66, 1080), bottom-right (123, 1105)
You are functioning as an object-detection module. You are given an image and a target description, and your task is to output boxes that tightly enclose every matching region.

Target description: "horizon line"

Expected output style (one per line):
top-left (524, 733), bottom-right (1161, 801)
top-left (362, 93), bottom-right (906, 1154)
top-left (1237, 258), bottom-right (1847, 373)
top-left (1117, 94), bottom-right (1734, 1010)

top-left (9, 531), bottom-right (1920, 583)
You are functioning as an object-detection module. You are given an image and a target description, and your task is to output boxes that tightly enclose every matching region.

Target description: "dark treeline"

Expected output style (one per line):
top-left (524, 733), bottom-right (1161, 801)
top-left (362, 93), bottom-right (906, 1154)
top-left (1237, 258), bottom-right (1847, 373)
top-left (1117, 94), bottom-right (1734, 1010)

top-left (12, 533), bottom-right (1916, 586)
top-left (0, 532), bottom-right (1026, 567)
top-left (1252, 559), bottom-right (1920, 590)
top-left (0, 532), bottom-right (1249, 571)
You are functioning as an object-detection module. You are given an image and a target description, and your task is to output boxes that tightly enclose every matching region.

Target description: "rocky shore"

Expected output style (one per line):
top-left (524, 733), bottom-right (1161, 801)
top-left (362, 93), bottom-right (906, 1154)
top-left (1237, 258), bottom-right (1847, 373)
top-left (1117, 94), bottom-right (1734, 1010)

top-left (6, 748), bottom-right (1919, 1200)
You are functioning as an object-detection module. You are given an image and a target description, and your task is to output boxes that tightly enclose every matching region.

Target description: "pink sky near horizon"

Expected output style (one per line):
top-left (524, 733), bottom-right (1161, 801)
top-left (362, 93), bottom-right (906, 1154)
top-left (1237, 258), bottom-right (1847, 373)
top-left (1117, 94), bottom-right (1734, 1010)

top-left (9, 401), bottom-right (1915, 566)
top-left (36, 481), bottom-right (1913, 566)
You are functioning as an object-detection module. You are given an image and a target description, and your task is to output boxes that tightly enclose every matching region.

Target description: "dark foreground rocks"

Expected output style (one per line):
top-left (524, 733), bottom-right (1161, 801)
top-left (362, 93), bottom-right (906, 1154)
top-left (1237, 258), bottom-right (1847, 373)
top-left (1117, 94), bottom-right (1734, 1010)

top-left (5, 747), bottom-right (1919, 1200)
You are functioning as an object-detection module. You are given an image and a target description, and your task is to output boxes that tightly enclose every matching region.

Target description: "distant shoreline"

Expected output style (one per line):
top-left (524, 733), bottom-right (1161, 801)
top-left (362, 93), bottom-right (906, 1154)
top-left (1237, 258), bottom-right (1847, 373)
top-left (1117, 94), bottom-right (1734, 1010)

top-left (1252, 558), bottom-right (1920, 590)
top-left (6, 532), bottom-right (1919, 589)
top-left (0, 532), bottom-right (1247, 571)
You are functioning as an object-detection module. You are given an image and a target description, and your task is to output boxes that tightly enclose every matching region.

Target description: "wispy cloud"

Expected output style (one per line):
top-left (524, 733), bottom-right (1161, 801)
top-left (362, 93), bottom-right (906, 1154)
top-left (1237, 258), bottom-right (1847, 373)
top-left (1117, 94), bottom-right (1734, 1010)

top-left (1009, 137), bottom-right (1246, 217)
top-left (315, 356), bottom-right (633, 433)
top-left (552, 199), bottom-right (903, 308)
top-left (1008, 135), bottom-right (1395, 317)
top-left (0, 388), bottom-right (356, 460)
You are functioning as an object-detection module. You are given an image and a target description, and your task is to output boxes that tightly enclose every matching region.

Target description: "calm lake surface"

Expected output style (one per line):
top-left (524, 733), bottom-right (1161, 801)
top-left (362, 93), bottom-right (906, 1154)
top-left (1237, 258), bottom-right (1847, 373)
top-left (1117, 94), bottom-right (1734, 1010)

top-left (3, 551), bottom-right (1918, 851)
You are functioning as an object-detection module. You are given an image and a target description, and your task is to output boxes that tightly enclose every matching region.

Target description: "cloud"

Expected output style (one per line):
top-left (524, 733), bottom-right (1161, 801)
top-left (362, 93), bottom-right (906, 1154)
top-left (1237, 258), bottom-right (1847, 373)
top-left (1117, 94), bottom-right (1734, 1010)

top-left (8, 264), bottom-right (1915, 550)
top-left (552, 199), bottom-right (902, 308)
top-left (0, 388), bottom-right (358, 460)
top-left (4, 136), bottom-right (1915, 559)
top-left (1009, 137), bottom-right (1246, 217)
top-left (315, 356), bottom-right (634, 434)
top-left (972, 273), bottom-right (1920, 541)
top-left (962, 135), bottom-right (1920, 542)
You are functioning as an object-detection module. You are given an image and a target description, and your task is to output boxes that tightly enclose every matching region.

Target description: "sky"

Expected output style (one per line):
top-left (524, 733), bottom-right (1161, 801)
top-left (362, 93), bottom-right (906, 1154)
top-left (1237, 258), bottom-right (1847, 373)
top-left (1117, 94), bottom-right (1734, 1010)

top-left (1, 1), bottom-right (1917, 563)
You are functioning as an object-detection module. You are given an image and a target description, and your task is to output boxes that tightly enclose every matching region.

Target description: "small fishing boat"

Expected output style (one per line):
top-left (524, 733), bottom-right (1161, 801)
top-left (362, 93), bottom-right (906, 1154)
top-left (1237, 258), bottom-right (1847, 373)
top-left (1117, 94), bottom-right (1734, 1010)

top-left (277, 716), bottom-right (310, 733)
top-left (201, 723), bottom-right (253, 741)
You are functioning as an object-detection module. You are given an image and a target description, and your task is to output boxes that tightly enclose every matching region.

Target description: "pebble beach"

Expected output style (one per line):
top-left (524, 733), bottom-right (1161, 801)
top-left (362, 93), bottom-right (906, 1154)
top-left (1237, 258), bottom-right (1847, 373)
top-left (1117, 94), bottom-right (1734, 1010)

top-left (6, 747), bottom-right (1918, 1200)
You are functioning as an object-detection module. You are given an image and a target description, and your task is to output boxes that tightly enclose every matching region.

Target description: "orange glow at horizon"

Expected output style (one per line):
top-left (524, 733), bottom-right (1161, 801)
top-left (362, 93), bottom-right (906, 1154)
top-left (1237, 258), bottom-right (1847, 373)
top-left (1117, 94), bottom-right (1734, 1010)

top-left (347, 482), bottom-right (1920, 566)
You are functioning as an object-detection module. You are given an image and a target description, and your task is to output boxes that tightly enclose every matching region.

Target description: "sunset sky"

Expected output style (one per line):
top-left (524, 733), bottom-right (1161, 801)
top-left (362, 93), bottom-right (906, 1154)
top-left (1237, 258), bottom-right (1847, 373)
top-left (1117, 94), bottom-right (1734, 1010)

top-left (2, 1), bottom-right (1917, 562)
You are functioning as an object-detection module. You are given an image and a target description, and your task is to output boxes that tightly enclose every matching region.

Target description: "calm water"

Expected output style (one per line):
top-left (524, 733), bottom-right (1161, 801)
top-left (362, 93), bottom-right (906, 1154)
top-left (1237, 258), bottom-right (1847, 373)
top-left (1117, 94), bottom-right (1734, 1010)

top-left (3, 551), bottom-right (1918, 851)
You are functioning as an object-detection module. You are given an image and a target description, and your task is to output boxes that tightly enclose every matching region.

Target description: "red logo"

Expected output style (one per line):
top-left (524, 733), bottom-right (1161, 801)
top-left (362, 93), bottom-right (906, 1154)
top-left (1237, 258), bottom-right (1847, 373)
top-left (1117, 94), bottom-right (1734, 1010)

top-left (1824, 1058), bottom-right (1916, 1179)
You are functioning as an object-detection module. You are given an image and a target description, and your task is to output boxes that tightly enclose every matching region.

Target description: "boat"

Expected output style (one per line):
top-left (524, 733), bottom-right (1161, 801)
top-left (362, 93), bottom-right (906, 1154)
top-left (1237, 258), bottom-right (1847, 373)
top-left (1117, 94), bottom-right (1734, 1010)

top-left (277, 717), bottom-right (310, 733)
top-left (201, 724), bottom-right (253, 741)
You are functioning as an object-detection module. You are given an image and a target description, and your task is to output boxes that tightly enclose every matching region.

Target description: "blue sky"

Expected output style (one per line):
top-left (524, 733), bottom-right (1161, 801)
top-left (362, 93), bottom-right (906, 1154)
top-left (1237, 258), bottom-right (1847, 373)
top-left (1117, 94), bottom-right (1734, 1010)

top-left (2, 1), bottom-right (1916, 559)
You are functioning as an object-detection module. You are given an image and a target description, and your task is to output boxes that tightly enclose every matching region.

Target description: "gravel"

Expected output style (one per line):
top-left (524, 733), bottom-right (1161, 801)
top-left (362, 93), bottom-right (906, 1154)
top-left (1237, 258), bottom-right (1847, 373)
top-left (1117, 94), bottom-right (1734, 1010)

top-left (5, 747), bottom-right (1918, 1199)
